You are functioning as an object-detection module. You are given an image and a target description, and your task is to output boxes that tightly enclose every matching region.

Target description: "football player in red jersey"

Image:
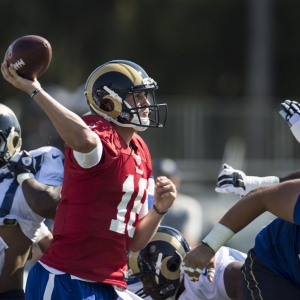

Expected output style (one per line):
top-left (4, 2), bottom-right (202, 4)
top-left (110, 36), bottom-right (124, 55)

top-left (2, 59), bottom-right (176, 300)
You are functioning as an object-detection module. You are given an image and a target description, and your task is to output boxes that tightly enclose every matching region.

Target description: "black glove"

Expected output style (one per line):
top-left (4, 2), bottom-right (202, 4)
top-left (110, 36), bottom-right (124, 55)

top-left (8, 150), bottom-right (42, 180)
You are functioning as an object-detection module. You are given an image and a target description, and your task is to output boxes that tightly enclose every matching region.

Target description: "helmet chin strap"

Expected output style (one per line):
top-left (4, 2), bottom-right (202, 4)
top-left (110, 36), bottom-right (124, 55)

top-left (133, 118), bottom-right (149, 131)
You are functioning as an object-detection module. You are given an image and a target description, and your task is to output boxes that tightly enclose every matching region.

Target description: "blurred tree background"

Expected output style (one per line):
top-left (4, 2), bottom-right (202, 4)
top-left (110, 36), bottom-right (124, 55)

top-left (2, 0), bottom-right (300, 251)
top-left (1, 0), bottom-right (300, 156)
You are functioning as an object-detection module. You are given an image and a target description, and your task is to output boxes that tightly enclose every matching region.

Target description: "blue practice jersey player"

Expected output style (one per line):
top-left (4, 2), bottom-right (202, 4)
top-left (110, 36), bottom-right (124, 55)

top-left (182, 99), bottom-right (300, 299)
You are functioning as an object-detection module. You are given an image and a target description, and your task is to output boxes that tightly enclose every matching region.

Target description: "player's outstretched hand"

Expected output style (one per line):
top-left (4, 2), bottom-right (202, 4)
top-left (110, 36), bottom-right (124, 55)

top-left (1, 61), bottom-right (40, 95)
top-left (182, 243), bottom-right (216, 282)
top-left (280, 99), bottom-right (300, 127)
top-left (8, 150), bottom-right (42, 181)
top-left (279, 99), bottom-right (300, 143)
top-left (153, 176), bottom-right (177, 213)
top-left (215, 163), bottom-right (247, 196)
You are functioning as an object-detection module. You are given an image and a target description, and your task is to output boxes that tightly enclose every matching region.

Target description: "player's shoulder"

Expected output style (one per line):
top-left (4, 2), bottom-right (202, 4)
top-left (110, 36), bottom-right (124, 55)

top-left (132, 133), bottom-right (149, 152)
top-left (82, 114), bottom-right (109, 127)
top-left (82, 113), bottom-right (99, 123)
top-left (29, 146), bottom-right (64, 160)
top-left (133, 133), bottom-right (151, 167)
top-left (82, 114), bottom-right (115, 136)
top-left (132, 132), bottom-right (145, 143)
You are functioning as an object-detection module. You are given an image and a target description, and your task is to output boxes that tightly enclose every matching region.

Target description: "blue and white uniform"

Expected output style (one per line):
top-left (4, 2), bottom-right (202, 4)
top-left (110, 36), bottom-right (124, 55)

top-left (0, 146), bottom-right (64, 271)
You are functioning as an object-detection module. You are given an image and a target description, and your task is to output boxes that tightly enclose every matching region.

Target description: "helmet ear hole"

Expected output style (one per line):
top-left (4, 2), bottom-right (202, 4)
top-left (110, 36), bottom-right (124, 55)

top-left (13, 136), bottom-right (19, 148)
top-left (167, 254), bottom-right (181, 272)
top-left (161, 256), bottom-right (181, 280)
top-left (100, 98), bottom-right (115, 112)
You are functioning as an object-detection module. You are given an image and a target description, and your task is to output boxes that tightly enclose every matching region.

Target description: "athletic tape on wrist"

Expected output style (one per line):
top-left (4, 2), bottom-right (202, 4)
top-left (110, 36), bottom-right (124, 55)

top-left (17, 173), bottom-right (35, 185)
top-left (202, 223), bottom-right (235, 252)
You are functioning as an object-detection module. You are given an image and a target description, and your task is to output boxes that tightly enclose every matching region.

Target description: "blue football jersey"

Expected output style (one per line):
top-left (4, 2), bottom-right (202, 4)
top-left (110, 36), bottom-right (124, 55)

top-left (254, 218), bottom-right (300, 288)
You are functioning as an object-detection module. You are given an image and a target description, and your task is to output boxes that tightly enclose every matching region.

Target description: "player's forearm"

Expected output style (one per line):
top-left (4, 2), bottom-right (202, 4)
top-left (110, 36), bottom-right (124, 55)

top-left (279, 169), bottom-right (300, 182)
top-left (218, 188), bottom-right (268, 233)
top-left (220, 180), bottom-right (299, 233)
top-left (22, 179), bottom-right (61, 220)
top-left (32, 90), bottom-right (98, 152)
top-left (130, 209), bottom-right (164, 252)
top-left (203, 181), bottom-right (300, 253)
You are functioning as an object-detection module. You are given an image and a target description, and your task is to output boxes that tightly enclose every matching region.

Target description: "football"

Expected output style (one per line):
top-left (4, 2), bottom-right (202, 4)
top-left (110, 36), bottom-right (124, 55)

top-left (4, 35), bottom-right (52, 80)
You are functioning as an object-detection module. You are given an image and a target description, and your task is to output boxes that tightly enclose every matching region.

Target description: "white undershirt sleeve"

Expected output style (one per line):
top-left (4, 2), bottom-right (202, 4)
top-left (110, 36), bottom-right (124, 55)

top-left (35, 222), bottom-right (51, 243)
top-left (73, 133), bottom-right (103, 168)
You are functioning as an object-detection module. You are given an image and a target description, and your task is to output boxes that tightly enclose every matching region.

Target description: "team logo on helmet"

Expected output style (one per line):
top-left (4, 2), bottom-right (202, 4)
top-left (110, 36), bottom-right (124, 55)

top-left (0, 104), bottom-right (21, 168)
top-left (127, 226), bottom-right (191, 299)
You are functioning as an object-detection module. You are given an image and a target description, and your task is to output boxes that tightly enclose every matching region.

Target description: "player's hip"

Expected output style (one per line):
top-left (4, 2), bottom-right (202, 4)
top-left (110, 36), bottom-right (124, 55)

top-left (242, 248), bottom-right (300, 300)
top-left (25, 262), bottom-right (119, 300)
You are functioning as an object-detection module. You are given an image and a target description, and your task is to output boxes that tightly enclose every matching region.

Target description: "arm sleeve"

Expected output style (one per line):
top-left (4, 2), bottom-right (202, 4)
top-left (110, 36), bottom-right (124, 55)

top-left (73, 133), bottom-right (103, 168)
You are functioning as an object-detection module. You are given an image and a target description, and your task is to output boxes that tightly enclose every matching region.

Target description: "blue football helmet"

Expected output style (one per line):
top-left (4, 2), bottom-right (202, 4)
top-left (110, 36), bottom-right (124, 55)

top-left (127, 226), bottom-right (191, 299)
top-left (0, 104), bottom-right (21, 168)
top-left (84, 60), bottom-right (168, 131)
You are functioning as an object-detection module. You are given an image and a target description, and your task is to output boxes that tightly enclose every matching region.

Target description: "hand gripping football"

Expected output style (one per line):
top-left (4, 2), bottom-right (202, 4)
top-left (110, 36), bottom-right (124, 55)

top-left (4, 35), bottom-right (52, 80)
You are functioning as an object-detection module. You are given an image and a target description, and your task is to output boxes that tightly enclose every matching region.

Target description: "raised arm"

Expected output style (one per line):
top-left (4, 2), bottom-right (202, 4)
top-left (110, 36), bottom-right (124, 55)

top-left (219, 179), bottom-right (299, 232)
top-left (184, 179), bottom-right (300, 282)
top-left (1, 62), bottom-right (98, 153)
top-left (215, 163), bottom-right (300, 197)
top-left (130, 176), bottom-right (177, 252)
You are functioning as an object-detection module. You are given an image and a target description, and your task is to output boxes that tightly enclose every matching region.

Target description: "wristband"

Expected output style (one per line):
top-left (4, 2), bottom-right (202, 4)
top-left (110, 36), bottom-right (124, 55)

top-left (31, 88), bottom-right (43, 98)
top-left (202, 223), bottom-right (235, 252)
top-left (153, 204), bottom-right (168, 215)
top-left (17, 173), bottom-right (35, 185)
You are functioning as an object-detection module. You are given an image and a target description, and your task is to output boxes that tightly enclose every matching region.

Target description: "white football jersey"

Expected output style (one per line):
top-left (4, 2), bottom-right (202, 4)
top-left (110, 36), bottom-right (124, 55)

top-left (180, 246), bottom-right (246, 300)
top-left (0, 146), bottom-right (64, 242)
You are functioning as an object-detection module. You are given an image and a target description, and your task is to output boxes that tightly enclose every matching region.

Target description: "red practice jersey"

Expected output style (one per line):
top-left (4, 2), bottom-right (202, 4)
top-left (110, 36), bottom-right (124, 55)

top-left (40, 115), bottom-right (152, 288)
